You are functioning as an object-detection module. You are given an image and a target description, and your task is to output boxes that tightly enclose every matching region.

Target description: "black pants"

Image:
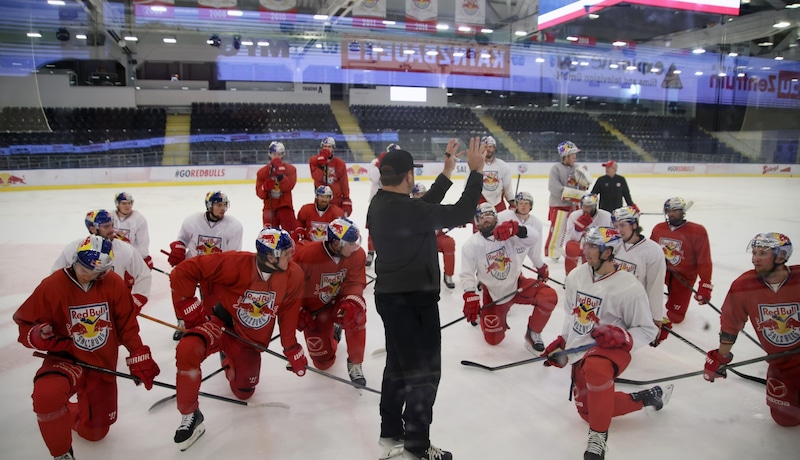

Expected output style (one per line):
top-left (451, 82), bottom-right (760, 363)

top-left (376, 291), bottom-right (442, 453)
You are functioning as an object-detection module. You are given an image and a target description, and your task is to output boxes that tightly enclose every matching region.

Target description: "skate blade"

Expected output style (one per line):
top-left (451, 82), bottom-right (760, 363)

top-left (379, 444), bottom-right (405, 459)
top-left (178, 423), bottom-right (206, 452)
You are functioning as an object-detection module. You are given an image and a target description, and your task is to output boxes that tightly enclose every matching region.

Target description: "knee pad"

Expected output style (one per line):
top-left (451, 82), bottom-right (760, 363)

top-left (176, 335), bottom-right (208, 371)
top-left (771, 407), bottom-right (800, 427)
top-left (230, 384), bottom-right (255, 401)
top-left (565, 240), bottom-right (582, 259)
top-left (76, 423), bottom-right (109, 442)
top-left (582, 357), bottom-right (616, 391)
top-left (33, 374), bottom-right (71, 416)
top-left (536, 287), bottom-right (558, 313)
top-left (312, 356), bottom-right (336, 370)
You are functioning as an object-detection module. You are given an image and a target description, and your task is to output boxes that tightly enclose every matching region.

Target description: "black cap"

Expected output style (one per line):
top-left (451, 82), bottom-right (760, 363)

top-left (379, 149), bottom-right (422, 176)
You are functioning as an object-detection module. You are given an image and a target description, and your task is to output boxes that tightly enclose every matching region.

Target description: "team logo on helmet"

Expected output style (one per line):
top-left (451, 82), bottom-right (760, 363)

top-left (235, 290), bottom-right (275, 329)
top-left (557, 141), bottom-right (580, 157)
top-left (85, 209), bottom-right (114, 233)
top-left (69, 303), bottom-right (113, 351)
top-left (580, 194), bottom-right (599, 209)
top-left (327, 218), bottom-right (360, 243)
top-left (412, 183), bottom-right (427, 195)
top-left (320, 136), bottom-right (336, 148)
top-left (268, 141), bottom-right (285, 155)
top-left (611, 206), bottom-right (640, 224)
top-left (755, 303), bottom-right (800, 347)
top-left (481, 136), bottom-right (496, 147)
top-left (315, 271), bottom-right (345, 304)
top-left (663, 197), bottom-right (686, 213)
top-left (485, 247), bottom-right (511, 280)
top-left (515, 191), bottom-right (533, 206)
top-left (315, 185), bottom-right (333, 197)
top-left (256, 228), bottom-right (293, 257)
top-left (114, 192), bottom-right (133, 206)
top-left (581, 227), bottom-right (623, 256)
top-left (75, 235), bottom-right (114, 271)
top-left (205, 191), bottom-right (229, 212)
top-left (748, 232), bottom-right (793, 262)
top-left (386, 143), bottom-right (401, 152)
top-left (572, 291), bottom-right (601, 335)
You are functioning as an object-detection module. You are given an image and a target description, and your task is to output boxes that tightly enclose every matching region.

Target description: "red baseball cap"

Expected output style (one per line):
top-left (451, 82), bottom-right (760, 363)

top-left (602, 160), bottom-right (616, 168)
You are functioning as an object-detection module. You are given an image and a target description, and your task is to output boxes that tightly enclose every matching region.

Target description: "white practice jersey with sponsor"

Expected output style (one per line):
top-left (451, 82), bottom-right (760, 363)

top-left (480, 157), bottom-right (515, 207)
top-left (564, 209), bottom-right (613, 244)
top-left (560, 264), bottom-right (658, 364)
top-left (52, 237), bottom-right (152, 301)
top-left (177, 212), bottom-right (243, 259)
top-left (459, 229), bottom-right (535, 300)
top-left (113, 210), bottom-right (150, 259)
top-left (615, 236), bottom-right (667, 322)
top-left (368, 157), bottom-right (381, 200)
top-left (497, 209), bottom-right (546, 270)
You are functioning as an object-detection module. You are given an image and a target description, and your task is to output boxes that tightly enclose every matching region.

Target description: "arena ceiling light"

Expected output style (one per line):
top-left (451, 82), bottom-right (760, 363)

top-left (27, 31), bottom-right (42, 38)
top-left (773, 21), bottom-right (790, 28)
top-left (163, 36), bottom-right (176, 44)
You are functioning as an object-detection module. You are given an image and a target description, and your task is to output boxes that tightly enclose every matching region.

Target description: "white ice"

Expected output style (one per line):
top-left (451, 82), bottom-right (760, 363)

top-left (1, 174), bottom-right (799, 460)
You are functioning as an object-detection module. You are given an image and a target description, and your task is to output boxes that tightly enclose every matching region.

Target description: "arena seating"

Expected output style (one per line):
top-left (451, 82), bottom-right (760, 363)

top-left (597, 113), bottom-right (748, 163)
top-left (350, 105), bottom-right (500, 161)
top-left (189, 102), bottom-right (351, 165)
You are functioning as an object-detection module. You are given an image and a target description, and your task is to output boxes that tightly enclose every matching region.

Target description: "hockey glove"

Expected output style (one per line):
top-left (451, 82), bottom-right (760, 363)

top-left (541, 336), bottom-right (567, 368)
top-left (166, 241), bottom-right (186, 267)
top-left (591, 324), bottom-right (633, 352)
top-left (694, 282), bottom-right (713, 305)
top-left (650, 318), bottom-right (671, 347)
top-left (143, 255), bottom-right (154, 270)
top-left (462, 291), bottom-right (481, 324)
top-left (341, 199), bottom-right (353, 217)
top-left (574, 213), bottom-right (594, 233)
top-left (630, 203), bottom-right (641, 214)
top-left (291, 227), bottom-right (307, 245)
top-left (284, 343), bottom-right (308, 376)
top-left (704, 349), bottom-right (733, 382)
top-left (296, 308), bottom-right (314, 332)
top-left (175, 297), bottom-right (206, 330)
top-left (132, 293), bottom-right (148, 315)
top-left (126, 345), bottom-right (160, 391)
top-left (337, 295), bottom-right (367, 330)
top-left (27, 323), bottom-right (72, 352)
top-left (493, 220), bottom-right (519, 241)
top-left (315, 152), bottom-right (329, 167)
top-left (537, 263), bottom-right (550, 282)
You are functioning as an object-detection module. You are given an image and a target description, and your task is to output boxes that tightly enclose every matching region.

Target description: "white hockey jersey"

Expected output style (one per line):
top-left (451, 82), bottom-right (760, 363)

top-left (368, 157), bottom-right (381, 200)
top-left (497, 209), bottom-right (546, 270)
top-left (560, 264), bottom-right (658, 365)
top-left (614, 236), bottom-right (667, 322)
top-left (113, 210), bottom-right (150, 259)
top-left (480, 157), bottom-right (515, 207)
top-left (176, 212), bottom-right (243, 259)
top-left (564, 209), bottom-right (613, 244)
top-left (459, 228), bottom-right (535, 301)
top-left (52, 237), bottom-right (152, 302)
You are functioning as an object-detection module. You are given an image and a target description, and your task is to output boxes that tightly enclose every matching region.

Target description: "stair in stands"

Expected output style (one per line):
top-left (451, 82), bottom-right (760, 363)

top-left (473, 110), bottom-right (531, 161)
top-left (596, 118), bottom-right (654, 162)
top-left (162, 113), bottom-right (191, 165)
top-left (330, 101), bottom-right (373, 162)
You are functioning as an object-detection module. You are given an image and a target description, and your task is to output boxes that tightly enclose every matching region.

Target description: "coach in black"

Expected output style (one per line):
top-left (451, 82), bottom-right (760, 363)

top-left (367, 137), bottom-right (484, 460)
top-left (591, 160), bottom-right (635, 212)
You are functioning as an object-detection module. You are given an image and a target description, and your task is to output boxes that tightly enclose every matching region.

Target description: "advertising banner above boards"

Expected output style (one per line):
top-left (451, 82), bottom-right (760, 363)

top-left (538, 0), bottom-right (741, 29)
top-left (0, 163), bottom-right (795, 191)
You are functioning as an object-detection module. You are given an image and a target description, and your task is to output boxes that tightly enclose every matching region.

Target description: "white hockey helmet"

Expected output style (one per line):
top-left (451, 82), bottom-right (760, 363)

top-left (74, 235), bottom-right (114, 272)
top-left (557, 141), bottom-right (580, 157)
top-left (747, 232), bottom-right (792, 262)
top-left (581, 226), bottom-right (623, 256)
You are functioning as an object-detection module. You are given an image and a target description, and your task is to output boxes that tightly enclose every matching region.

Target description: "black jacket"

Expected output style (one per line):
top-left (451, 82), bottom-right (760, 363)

top-left (367, 171), bottom-right (482, 294)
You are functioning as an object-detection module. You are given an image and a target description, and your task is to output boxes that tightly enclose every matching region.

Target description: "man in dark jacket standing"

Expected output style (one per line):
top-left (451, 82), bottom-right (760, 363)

top-left (591, 160), bottom-right (635, 212)
top-left (367, 137), bottom-right (484, 460)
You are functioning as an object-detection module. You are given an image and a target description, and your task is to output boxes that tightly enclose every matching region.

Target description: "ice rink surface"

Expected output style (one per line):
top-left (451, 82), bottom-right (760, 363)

top-left (1, 173), bottom-right (799, 459)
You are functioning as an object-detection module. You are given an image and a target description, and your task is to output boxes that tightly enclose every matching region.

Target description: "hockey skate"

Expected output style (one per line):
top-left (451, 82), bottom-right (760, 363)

top-left (523, 327), bottom-right (545, 354)
top-left (174, 409), bottom-right (205, 451)
top-left (403, 443), bottom-right (452, 460)
top-left (379, 436), bottom-right (404, 459)
top-left (54, 448), bottom-right (75, 460)
top-left (173, 319), bottom-right (185, 341)
top-left (632, 384), bottom-right (674, 413)
top-left (366, 251), bottom-right (375, 267)
top-left (347, 359), bottom-right (366, 387)
top-left (443, 275), bottom-right (455, 289)
top-left (584, 429), bottom-right (608, 460)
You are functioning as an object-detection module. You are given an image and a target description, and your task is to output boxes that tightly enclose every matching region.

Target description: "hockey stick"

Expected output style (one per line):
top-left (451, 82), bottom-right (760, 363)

top-left (366, 273), bottom-right (376, 286)
top-left (148, 366), bottom-right (227, 411)
top-left (666, 266), bottom-right (762, 349)
top-left (665, 327), bottom-right (766, 385)
top-left (523, 264), bottom-right (565, 288)
top-left (152, 266), bottom-right (170, 276)
top-left (33, 352), bottom-right (288, 409)
top-left (370, 288), bottom-right (524, 357)
top-left (460, 343), bottom-right (595, 372)
top-left (614, 348), bottom-right (800, 386)
top-left (641, 200), bottom-right (695, 216)
top-left (219, 326), bottom-right (381, 395)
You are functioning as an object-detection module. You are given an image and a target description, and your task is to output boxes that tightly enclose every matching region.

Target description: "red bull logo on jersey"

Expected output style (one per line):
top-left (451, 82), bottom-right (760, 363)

top-left (614, 258), bottom-right (639, 277)
top-left (658, 237), bottom-right (684, 265)
top-left (482, 171), bottom-right (500, 192)
top-left (756, 303), bottom-right (800, 347)
top-left (571, 291), bottom-right (601, 335)
top-left (485, 247), bottom-right (512, 280)
top-left (69, 303), bottom-right (112, 351)
top-left (309, 222), bottom-right (328, 242)
top-left (196, 235), bottom-right (223, 255)
top-left (315, 271), bottom-right (346, 304)
top-left (235, 290), bottom-right (276, 329)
